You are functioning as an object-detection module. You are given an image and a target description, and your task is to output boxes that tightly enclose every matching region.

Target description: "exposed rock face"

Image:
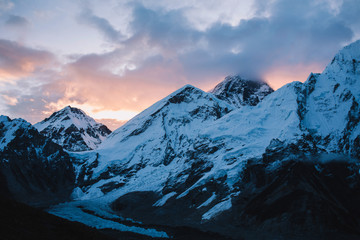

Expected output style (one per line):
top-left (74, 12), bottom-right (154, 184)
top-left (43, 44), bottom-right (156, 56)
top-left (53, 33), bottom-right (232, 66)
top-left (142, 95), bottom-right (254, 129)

top-left (35, 106), bottom-right (111, 152)
top-left (210, 75), bottom-right (274, 108)
top-left (0, 116), bottom-right (75, 206)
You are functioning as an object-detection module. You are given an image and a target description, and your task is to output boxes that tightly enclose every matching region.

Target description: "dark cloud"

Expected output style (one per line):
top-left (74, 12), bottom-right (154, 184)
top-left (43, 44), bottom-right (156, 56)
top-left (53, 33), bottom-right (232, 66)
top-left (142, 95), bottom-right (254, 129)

top-left (78, 8), bottom-right (124, 42)
top-left (125, 4), bottom-right (201, 52)
top-left (3, 0), bottom-right (360, 123)
top-left (0, 39), bottom-right (55, 80)
top-left (107, 0), bottom-right (357, 85)
top-left (338, 0), bottom-right (360, 34)
top-left (5, 14), bottom-right (29, 28)
top-left (179, 0), bottom-right (354, 82)
top-left (0, 69), bottom-right (66, 123)
top-left (71, 1), bottom-right (359, 89)
top-left (0, 0), bottom-right (13, 11)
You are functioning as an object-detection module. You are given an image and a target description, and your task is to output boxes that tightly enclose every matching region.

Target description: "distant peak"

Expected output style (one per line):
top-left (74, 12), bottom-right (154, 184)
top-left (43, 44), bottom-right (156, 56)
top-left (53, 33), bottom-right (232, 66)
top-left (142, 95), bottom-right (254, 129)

top-left (224, 75), bottom-right (249, 81)
top-left (210, 75), bottom-right (274, 108)
top-left (224, 74), bottom-right (263, 83)
top-left (59, 106), bottom-right (86, 116)
top-left (210, 75), bottom-right (269, 92)
top-left (34, 105), bottom-right (111, 151)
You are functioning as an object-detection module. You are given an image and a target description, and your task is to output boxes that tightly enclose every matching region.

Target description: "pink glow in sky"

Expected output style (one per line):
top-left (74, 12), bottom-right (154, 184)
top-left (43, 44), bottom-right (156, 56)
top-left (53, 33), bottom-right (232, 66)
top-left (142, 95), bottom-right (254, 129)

top-left (0, 0), bottom-right (359, 129)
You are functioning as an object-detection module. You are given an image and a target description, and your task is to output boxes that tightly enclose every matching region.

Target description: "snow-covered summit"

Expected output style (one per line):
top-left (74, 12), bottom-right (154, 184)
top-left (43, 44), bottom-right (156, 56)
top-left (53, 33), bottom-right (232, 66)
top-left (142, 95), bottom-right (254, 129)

top-left (320, 40), bottom-right (360, 101)
top-left (35, 106), bottom-right (111, 152)
top-left (210, 75), bottom-right (274, 108)
top-left (75, 84), bottom-right (233, 199)
top-left (329, 40), bottom-right (360, 65)
top-left (103, 84), bottom-right (233, 149)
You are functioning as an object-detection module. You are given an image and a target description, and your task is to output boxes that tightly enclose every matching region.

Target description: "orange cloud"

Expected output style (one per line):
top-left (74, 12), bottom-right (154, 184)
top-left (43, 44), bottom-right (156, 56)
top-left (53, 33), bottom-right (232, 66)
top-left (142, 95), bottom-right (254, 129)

top-left (0, 39), bottom-right (55, 81)
top-left (95, 118), bottom-right (127, 131)
top-left (50, 54), bottom-right (189, 115)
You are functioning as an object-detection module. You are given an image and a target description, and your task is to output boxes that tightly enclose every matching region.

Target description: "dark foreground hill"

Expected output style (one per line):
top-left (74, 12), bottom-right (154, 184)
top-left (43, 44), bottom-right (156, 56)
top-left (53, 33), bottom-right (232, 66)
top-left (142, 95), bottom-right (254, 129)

top-left (0, 197), bottom-right (115, 240)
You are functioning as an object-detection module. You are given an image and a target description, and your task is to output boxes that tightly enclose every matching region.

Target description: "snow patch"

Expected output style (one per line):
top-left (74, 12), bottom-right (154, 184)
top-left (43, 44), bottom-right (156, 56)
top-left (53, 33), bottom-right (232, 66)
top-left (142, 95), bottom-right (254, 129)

top-left (197, 193), bottom-right (216, 209)
top-left (48, 202), bottom-right (169, 238)
top-left (153, 192), bottom-right (177, 207)
top-left (202, 197), bottom-right (232, 221)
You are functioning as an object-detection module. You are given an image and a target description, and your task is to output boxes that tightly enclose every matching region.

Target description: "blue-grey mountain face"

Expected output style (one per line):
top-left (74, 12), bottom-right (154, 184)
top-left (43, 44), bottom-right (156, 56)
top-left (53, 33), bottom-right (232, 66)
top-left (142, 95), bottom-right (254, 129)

top-left (0, 116), bottom-right (75, 206)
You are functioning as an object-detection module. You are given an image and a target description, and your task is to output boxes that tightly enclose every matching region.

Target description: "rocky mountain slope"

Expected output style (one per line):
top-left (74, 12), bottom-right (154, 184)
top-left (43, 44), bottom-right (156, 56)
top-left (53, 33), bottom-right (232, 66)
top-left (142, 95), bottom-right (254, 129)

top-left (35, 106), bottom-right (111, 152)
top-left (50, 40), bottom-right (360, 239)
top-left (0, 116), bottom-right (75, 206)
top-left (210, 75), bottom-right (274, 108)
top-left (73, 85), bottom-right (233, 197)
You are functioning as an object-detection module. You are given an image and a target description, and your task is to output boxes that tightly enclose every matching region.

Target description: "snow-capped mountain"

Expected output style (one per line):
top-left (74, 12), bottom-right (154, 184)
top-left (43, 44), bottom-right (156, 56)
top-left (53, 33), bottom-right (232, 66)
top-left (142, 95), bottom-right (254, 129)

top-left (35, 106), bottom-right (112, 152)
top-left (73, 75), bottom-right (304, 205)
top-left (2, 40), bottom-right (359, 239)
top-left (210, 75), bottom-right (274, 108)
top-left (52, 40), bottom-right (360, 239)
top-left (302, 40), bottom-right (360, 157)
top-left (74, 85), bottom-right (233, 193)
top-left (0, 116), bottom-right (75, 206)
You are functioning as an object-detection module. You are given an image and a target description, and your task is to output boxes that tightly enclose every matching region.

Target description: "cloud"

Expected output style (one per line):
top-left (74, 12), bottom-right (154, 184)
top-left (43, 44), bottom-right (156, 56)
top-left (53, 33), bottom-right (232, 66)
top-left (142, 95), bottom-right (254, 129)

top-left (2, 0), bottom-right (360, 124)
top-left (5, 15), bottom-right (29, 28)
top-left (95, 118), bottom-right (127, 131)
top-left (70, 0), bottom-right (359, 92)
top-left (0, 0), bottom-right (13, 11)
top-left (0, 39), bottom-right (55, 81)
top-left (338, 0), bottom-right (360, 39)
top-left (78, 7), bottom-right (124, 43)
top-left (111, 1), bottom-right (354, 90)
top-left (178, 0), bottom-right (354, 85)
top-left (0, 67), bottom-right (67, 122)
top-left (60, 50), bottom-right (187, 111)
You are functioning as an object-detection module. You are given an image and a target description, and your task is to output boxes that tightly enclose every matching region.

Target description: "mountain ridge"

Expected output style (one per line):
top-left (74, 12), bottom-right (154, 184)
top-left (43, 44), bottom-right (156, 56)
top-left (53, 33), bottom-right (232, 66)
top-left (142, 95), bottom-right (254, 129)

top-left (1, 40), bottom-right (360, 239)
top-left (53, 40), bottom-right (360, 239)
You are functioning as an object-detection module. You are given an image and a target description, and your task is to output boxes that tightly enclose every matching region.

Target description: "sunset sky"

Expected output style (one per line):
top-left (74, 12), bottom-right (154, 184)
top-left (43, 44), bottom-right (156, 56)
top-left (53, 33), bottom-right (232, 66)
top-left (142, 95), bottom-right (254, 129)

top-left (0, 0), bottom-right (359, 129)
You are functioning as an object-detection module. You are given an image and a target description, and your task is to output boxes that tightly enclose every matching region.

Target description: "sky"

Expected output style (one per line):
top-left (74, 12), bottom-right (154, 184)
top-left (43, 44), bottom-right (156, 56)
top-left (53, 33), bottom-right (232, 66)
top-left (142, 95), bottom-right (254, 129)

top-left (0, 0), bottom-right (359, 130)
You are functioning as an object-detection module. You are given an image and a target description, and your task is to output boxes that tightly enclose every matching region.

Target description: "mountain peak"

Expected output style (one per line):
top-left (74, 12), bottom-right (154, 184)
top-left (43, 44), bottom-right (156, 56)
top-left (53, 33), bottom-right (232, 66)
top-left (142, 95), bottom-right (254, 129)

top-left (336, 39), bottom-right (360, 60)
top-left (325, 39), bottom-right (360, 73)
top-left (35, 107), bottom-right (111, 151)
top-left (210, 75), bottom-right (274, 108)
top-left (59, 105), bottom-right (86, 116)
top-left (321, 39), bottom-right (360, 102)
top-left (102, 84), bottom-right (233, 149)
